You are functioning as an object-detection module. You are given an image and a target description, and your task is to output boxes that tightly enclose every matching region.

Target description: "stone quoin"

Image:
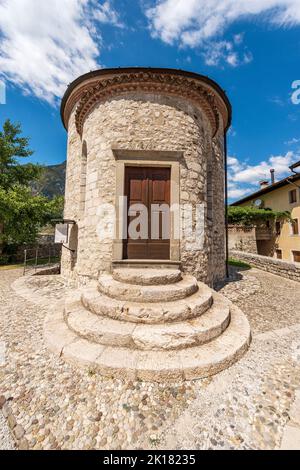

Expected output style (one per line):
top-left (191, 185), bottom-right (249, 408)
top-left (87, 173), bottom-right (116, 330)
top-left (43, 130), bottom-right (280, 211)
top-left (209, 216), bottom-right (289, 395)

top-left (44, 67), bottom-right (251, 382)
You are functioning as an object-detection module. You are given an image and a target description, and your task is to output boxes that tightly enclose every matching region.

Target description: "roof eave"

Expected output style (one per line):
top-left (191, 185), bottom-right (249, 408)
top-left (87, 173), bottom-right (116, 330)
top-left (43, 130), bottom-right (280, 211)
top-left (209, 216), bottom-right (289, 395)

top-left (60, 67), bottom-right (232, 132)
top-left (230, 174), bottom-right (300, 206)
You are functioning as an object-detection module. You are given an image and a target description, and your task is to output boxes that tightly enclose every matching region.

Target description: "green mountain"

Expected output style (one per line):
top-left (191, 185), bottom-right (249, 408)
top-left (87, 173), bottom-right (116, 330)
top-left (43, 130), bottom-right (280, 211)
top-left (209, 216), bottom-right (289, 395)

top-left (32, 161), bottom-right (66, 198)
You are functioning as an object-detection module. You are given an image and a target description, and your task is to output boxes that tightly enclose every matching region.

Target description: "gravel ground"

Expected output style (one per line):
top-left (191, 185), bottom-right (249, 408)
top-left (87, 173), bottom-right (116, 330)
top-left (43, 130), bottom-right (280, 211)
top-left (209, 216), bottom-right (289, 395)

top-left (0, 266), bottom-right (300, 450)
top-left (0, 411), bottom-right (15, 449)
top-left (159, 327), bottom-right (300, 449)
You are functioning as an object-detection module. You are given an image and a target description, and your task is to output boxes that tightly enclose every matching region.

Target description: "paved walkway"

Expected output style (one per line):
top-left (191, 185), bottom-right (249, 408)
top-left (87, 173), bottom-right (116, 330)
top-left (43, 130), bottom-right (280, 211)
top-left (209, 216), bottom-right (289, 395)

top-left (0, 267), bottom-right (300, 449)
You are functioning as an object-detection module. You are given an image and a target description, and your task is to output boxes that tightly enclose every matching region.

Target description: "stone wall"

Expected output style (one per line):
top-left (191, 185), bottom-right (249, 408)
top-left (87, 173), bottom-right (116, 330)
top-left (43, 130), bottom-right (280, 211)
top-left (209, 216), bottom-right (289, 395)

top-left (230, 250), bottom-right (300, 282)
top-left (210, 130), bottom-right (226, 283)
top-left (61, 107), bottom-right (83, 281)
top-left (2, 235), bottom-right (61, 264)
top-left (228, 225), bottom-right (258, 254)
top-left (61, 91), bottom-right (226, 286)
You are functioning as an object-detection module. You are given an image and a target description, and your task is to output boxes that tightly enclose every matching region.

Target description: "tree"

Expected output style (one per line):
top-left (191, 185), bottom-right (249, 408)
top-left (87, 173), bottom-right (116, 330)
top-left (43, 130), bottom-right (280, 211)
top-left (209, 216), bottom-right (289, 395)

top-left (0, 119), bottom-right (42, 190)
top-left (0, 188), bottom-right (63, 247)
top-left (0, 120), bottom-right (64, 258)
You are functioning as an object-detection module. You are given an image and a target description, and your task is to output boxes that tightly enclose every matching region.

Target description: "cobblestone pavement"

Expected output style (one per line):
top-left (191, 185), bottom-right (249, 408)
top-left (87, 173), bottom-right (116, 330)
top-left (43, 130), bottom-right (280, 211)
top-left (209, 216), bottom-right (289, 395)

top-left (0, 270), bottom-right (198, 450)
top-left (0, 267), bottom-right (300, 450)
top-left (219, 266), bottom-right (300, 334)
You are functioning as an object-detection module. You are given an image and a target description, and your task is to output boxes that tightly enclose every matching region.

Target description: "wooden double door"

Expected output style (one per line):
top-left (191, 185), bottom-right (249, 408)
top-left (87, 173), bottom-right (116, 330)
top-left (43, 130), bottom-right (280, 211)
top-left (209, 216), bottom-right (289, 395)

top-left (123, 166), bottom-right (171, 260)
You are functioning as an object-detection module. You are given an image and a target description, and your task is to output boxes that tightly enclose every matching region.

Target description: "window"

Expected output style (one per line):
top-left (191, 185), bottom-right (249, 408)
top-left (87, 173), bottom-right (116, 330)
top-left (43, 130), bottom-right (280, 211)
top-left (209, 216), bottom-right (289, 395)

top-left (275, 221), bottom-right (281, 236)
top-left (289, 189), bottom-right (297, 204)
top-left (291, 219), bottom-right (299, 235)
top-left (276, 249), bottom-right (282, 259)
top-left (293, 251), bottom-right (300, 263)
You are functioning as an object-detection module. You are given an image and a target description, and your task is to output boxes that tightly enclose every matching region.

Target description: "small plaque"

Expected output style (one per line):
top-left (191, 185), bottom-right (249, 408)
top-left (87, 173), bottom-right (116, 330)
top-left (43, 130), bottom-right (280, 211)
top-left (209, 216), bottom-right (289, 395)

top-left (55, 224), bottom-right (69, 244)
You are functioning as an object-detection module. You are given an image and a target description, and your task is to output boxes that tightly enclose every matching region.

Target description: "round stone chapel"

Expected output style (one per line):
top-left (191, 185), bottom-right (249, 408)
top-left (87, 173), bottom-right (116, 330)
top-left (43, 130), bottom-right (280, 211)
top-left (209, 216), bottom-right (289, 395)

top-left (45, 68), bottom-right (251, 382)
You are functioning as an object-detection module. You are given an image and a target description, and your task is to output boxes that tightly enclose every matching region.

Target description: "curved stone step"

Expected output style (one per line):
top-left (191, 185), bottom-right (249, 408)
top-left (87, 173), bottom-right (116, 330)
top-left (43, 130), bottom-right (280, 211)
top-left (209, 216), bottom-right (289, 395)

top-left (112, 268), bottom-right (182, 285)
top-left (65, 293), bottom-right (230, 350)
top-left (132, 294), bottom-right (230, 350)
top-left (45, 302), bottom-right (251, 382)
top-left (98, 274), bottom-right (198, 303)
top-left (81, 282), bottom-right (213, 324)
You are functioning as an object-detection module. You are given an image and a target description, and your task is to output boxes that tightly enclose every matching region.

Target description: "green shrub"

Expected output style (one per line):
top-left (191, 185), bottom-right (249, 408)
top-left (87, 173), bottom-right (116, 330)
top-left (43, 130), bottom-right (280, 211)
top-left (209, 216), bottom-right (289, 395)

top-left (228, 206), bottom-right (290, 226)
top-left (0, 255), bottom-right (10, 265)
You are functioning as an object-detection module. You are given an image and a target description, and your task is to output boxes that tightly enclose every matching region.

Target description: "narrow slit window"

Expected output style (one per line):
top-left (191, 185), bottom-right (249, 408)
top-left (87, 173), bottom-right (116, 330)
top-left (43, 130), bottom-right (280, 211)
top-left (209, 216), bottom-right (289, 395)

top-left (289, 189), bottom-right (297, 204)
top-left (291, 219), bottom-right (299, 235)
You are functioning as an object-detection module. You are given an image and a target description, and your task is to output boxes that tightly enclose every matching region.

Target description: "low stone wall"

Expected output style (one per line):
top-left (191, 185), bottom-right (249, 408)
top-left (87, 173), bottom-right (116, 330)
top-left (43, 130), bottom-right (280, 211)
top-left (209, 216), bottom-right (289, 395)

top-left (33, 265), bottom-right (60, 276)
top-left (230, 250), bottom-right (300, 283)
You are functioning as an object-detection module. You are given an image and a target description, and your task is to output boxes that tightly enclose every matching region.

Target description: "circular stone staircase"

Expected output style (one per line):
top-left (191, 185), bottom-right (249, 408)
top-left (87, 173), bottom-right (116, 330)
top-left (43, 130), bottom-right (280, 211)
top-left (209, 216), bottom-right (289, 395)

top-left (44, 268), bottom-right (251, 382)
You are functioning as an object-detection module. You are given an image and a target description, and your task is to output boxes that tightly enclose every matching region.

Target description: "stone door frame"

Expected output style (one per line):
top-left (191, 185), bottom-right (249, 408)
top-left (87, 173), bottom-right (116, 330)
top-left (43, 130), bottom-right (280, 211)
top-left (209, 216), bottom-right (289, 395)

top-left (112, 149), bottom-right (181, 263)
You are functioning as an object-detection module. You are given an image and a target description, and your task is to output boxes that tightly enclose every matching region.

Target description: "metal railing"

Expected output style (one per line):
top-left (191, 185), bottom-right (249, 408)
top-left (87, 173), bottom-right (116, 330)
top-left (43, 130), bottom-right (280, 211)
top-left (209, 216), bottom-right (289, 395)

top-left (23, 246), bottom-right (60, 276)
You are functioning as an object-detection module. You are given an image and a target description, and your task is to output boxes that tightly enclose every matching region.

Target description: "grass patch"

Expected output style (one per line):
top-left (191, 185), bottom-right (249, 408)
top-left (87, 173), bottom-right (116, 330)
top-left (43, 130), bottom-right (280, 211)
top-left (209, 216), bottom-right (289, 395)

top-left (0, 256), bottom-right (60, 271)
top-left (228, 258), bottom-right (251, 269)
top-left (26, 256), bottom-right (60, 267)
top-left (0, 264), bottom-right (22, 271)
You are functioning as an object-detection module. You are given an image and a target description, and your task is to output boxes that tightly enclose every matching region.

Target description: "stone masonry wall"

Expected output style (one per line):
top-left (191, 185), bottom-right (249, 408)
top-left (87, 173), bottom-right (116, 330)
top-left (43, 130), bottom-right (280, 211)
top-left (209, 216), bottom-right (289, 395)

top-left (230, 250), bottom-right (300, 283)
top-left (210, 131), bottom-right (226, 284)
top-left (61, 106), bottom-right (83, 281)
top-left (61, 92), bottom-right (226, 285)
top-left (228, 225), bottom-right (258, 254)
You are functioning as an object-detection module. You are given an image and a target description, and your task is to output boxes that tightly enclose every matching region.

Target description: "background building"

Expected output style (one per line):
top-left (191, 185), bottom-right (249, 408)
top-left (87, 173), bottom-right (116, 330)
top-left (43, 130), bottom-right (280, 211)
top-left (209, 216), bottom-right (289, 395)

top-left (231, 164), bottom-right (300, 263)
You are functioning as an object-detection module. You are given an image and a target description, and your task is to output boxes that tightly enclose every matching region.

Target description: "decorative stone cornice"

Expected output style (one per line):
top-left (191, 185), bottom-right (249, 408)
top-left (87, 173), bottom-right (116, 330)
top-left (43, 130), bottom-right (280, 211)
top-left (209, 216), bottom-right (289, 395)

top-left (61, 69), bottom-right (231, 137)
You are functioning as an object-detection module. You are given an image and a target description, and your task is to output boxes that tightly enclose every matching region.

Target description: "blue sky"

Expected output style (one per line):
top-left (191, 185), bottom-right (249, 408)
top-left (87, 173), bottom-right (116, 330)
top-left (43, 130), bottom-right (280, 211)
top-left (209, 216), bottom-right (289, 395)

top-left (0, 0), bottom-right (300, 201)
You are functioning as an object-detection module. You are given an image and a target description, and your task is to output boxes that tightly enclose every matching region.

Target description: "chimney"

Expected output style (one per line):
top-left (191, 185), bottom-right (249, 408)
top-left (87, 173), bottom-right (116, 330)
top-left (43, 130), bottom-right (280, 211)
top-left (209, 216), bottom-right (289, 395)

top-left (259, 180), bottom-right (269, 189)
top-left (270, 168), bottom-right (275, 184)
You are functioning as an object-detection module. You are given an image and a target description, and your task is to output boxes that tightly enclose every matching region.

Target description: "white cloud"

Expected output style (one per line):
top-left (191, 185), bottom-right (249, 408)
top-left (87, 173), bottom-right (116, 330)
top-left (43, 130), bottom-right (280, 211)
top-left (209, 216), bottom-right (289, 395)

top-left (233, 33), bottom-right (244, 45)
top-left (228, 150), bottom-right (299, 201)
top-left (243, 51), bottom-right (253, 64)
top-left (227, 156), bottom-right (242, 173)
top-left (197, 36), bottom-right (252, 67)
top-left (231, 151), bottom-right (296, 184)
top-left (146, 0), bottom-right (300, 66)
top-left (285, 137), bottom-right (300, 145)
top-left (203, 41), bottom-right (231, 66)
top-left (227, 127), bottom-right (237, 137)
top-left (228, 187), bottom-right (252, 200)
top-left (226, 53), bottom-right (239, 67)
top-left (0, 0), bottom-right (121, 104)
top-left (269, 96), bottom-right (285, 106)
top-left (92, 0), bottom-right (123, 27)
